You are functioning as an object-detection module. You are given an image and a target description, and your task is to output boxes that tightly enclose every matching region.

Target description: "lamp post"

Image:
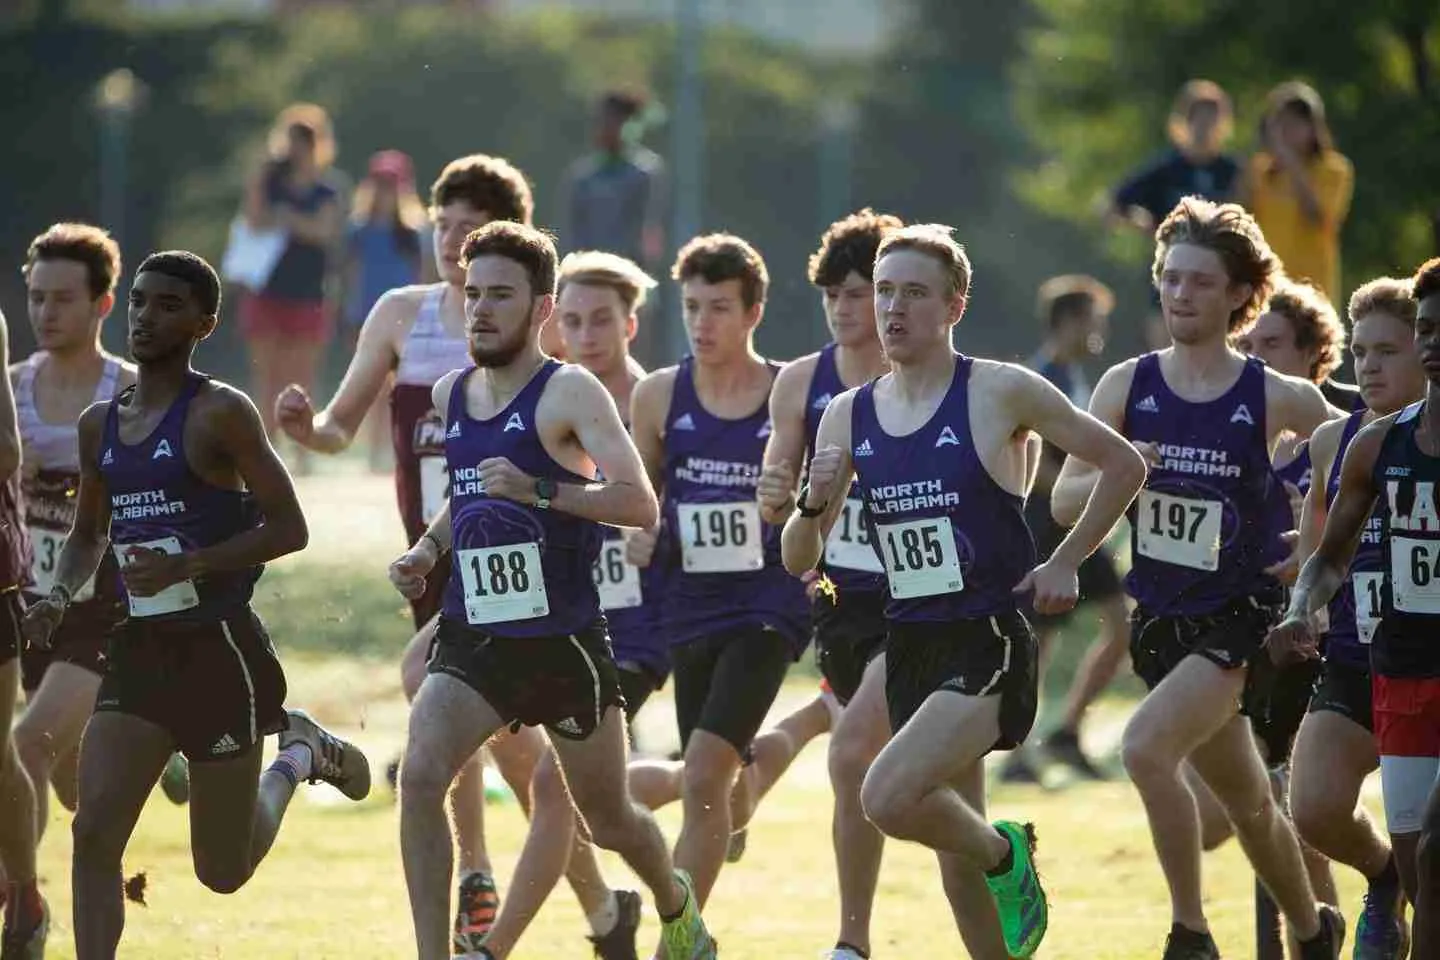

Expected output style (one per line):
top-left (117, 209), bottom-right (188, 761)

top-left (93, 68), bottom-right (143, 259)
top-left (665, 0), bottom-right (704, 364)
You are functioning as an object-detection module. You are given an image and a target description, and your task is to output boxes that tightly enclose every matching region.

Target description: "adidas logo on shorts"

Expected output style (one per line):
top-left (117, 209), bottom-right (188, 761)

top-left (211, 733), bottom-right (241, 755)
top-left (854, 439), bottom-right (874, 457)
top-left (1135, 395), bottom-right (1160, 414)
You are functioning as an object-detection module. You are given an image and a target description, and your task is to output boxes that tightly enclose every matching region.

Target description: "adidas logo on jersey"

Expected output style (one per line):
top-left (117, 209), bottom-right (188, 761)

top-left (504, 412), bottom-right (525, 433)
top-left (672, 413), bottom-right (696, 431)
top-left (1135, 395), bottom-right (1160, 414)
top-left (552, 717), bottom-right (582, 735)
top-left (101, 448), bottom-right (114, 466)
top-left (756, 419), bottom-right (772, 439)
top-left (854, 439), bottom-right (874, 457)
top-left (447, 421), bottom-right (461, 439)
top-left (211, 733), bottom-right (241, 755)
top-left (935, 426), bottom-right (960, 448)
top-left (1230, 403), bottom-right (1254, 425)
top-left (152, 439), bottom-right (174, 460)
top-left (811, 392), bottom-right (833, 410)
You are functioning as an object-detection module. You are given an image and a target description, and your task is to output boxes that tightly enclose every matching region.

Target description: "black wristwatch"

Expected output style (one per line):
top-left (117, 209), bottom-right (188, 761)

top-left (535, 477), bottom-right (558, 510)
top-left (796, 483), bottom-right (827, 518)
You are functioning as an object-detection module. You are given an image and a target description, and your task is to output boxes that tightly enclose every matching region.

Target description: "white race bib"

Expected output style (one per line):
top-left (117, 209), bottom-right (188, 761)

top-left (877, 516), bottom-right (964, 599)
top-left (1352, 571), bottom-right (1384, 644)
top-left (457, 542), bottom-right (549, 624)
top-left (419, 456), bottom-right (449, 525)
top-left (1135, 490), bottom-right (1223, 571)
top-left (1390, 537), bottom-right (1440, 614)
top-left (677, 502), bottom-right (763, 573)
top-left (28, 526), bottom-right (95, 602)
top-left (593, 538), bottom-right (642, 610)
top-left (825, 498), bottom-right (883, 573)
top-left (114, 537), bottom-right (199, 618)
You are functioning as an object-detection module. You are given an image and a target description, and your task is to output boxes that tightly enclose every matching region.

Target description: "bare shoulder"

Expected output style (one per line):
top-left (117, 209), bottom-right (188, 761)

top-left (548, 362), bottom-right (610, 404)
top-left (362, 283), bottom-right (433, 339)
top-left (1264, 365), bottom-right (1326, 404)
top-left (970, 357), bottom-right (1045, 397)
top-left (633, 365), bottom-right (679, 406)
top-left (6, 359), bottom-right (26, 388)
top-left (1308, 414), bottom-right (1347, 459)
top-left (113, 359), bottom-right (138, 392)
top-left (431, 368), bottom-right (466, 414)
top-left (194, 379), bottom-right (263, 423)
top-left (77, 399), bottom-right (112, 435)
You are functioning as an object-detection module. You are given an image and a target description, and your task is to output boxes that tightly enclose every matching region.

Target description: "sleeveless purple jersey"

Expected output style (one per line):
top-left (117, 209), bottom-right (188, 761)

top-left (1373, 401), bottom-right (1440, 678)
top-left (1324, 411), bottom-right (1381, 668)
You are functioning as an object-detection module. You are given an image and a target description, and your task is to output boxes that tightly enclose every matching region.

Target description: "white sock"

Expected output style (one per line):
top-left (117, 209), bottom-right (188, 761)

top-left (586, 889), bottom-right (620, 936)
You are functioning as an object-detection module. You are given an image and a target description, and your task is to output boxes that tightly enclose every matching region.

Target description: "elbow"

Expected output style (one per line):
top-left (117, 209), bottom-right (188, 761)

top-left (1114, 446), bottom-right (1149, 496)
top-left (779, 529), bottom-right (817, 578)
top-left (781, 552), bottom-right (813, 579)
top-left (629, 491), bottom-right (660, 531)
top-left (277, 513), bottom-right (309, 556)
top-left (1050, 493), bottom-right (1081, 529)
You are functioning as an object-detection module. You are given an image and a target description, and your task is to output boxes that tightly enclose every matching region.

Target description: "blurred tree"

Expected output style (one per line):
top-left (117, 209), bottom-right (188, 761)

top-left (1015, 0), bottom-right (1440, 300)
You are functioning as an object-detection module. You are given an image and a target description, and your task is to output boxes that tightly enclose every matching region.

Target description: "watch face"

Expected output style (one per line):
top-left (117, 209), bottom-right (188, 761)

top-left (536, 477), bottom-right (558, 500)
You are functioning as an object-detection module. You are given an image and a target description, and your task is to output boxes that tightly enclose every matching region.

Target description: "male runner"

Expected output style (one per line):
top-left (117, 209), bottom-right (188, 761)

top-left (1240, 280), bottom-right (1363, 411)
top-left (387, 221), bottom-right (714, 960)
top-left (628, 233), bottom-right (810, 909)
top-left (1283, 277), bottom-right (1421, 959)
top-left (274, 154), bottom-right (550, 949)
top-left (756, 208), bottom-right (898, 960)
top-left (1052, 197), bottom-right (1343, 959)
top-left (1006, 274), bottom-right (1130, 782)
top-left (0, 303), bottom-right (41, 954)
top-left (780, 224), bottom-right (1146, 959)
top-left (1269, 256), bottom-right (1440, 958)
top-left (22, 251), bottom-right (371, 959)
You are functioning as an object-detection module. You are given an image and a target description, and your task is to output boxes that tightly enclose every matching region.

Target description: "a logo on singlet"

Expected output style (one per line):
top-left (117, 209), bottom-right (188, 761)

top-left (1230, 403), bottom-right (1255, 425)
top-left (504, 412), bottom-right (525, 433)
top-left (152, 439), bottom-right (173, 460)
top-left (854, 438), bottom-right (874, 457)
top-left (756, 419), bottom-right (772, 439)
top-left (672, 413), bottom-right (696, 431)
top-left (812, 392), bottom-right (833, 410)
top-left (1135, 395), bottom-right (1159, 414)
top-left (446, 422), bottom-right (461, 439)
top-left (935, 426), bottom-right (961, 448)
top-left (101, 448), bottom-right (114, 466)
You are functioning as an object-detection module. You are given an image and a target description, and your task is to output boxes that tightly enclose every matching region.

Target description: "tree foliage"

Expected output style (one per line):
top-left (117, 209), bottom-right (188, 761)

top-left (1014, 0), bottom-right (1440, 296)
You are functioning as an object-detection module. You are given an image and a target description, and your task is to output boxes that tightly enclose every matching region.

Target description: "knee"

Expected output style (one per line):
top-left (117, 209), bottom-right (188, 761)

top-left (194, 860), bottom-right (252, 895)
top-left (1120, 727), bottom-right (1174, 786)
top-left (858, 769), bottom-right (913, 838)
top-left (398, 748), bottom-right (452, 804)
top-left (828, 729), bottom-right (879, 795)
top-left (1290, 790), bottom-right (1341, 849)
top-left (680, 754), bottom-right (734, 804)
top-left (71, 805), bottom-right (124, 867)
top-left (12, 719), bottom-right (50, 773)
top-left (532, 752), bottom-right (568, 804)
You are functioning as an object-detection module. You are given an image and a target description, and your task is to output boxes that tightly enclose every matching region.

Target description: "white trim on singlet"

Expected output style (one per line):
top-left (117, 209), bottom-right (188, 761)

top-left (17, 352), bottom-right (123, 470)
top-left (395, 285), bottom-right (469, 387)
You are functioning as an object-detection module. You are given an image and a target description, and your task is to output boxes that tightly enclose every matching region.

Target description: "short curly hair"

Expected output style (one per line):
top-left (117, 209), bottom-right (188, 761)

top-left (1153, 196), bottom-right (1281, 334)
top-left (430, 154), bottom-right (534, 226)
top-left (807, 208), bottom-right (903, 288)
top-left (1264, 280), bottom-right (1346, 383)
top-left (672, 234), bottom-right (769, 309)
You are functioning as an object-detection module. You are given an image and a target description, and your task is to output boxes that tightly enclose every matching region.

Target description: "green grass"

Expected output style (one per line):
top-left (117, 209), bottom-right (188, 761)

top-left (30, 469), bottom-right (1386, 958)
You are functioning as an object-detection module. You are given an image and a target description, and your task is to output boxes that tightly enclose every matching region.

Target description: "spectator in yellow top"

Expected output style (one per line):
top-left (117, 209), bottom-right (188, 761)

top-left (1244, 82), bottom-right (1354, 304)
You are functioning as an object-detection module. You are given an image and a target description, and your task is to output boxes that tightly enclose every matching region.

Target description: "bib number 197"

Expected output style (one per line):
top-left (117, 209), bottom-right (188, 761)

top-left (1136, 490), bottom-right (1222, 571)
top-left (877, 517), bottom-right (963, 599)
top-left (458, 542), bottom-right (548, 624)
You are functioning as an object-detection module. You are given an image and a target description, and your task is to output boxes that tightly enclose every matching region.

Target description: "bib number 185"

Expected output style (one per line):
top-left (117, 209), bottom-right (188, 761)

top-left (877, 517), bottom-right (963, 599)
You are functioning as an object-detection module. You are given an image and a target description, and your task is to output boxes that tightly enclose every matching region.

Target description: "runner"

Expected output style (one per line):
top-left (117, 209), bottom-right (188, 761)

top-left (1284, 276), bottom-right (1421, 959)
top-left (1005, 274), bottom-right (1130, 783)
top-left (274, 154), bottom-right (551, 950)
top-left (628, 233), bottom-right (810, 909)
top-left (23, 250), bottom-right (370, 959)
top-left (1268, 256), bottom-right (1440, 959)
top-left (1052, 197), bottom-right (1343, 959)
top-left (780, 223), bottom-right (1146, 959)
top-left (386, 221), bottom-right (714, 960)
top-left (756, 208), bottom-right (898, 959)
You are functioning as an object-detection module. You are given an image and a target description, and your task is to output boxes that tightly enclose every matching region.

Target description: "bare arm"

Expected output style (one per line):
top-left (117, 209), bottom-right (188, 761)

top-left (757, 357), bottom-right (814, 524)
top-left (294, 291), bottom-right (408, 452)
top-left (50, 404), bottom-right (113, 598)
top-left (184, 389), bottom-right (309, 577)
top-left (1005, 366), bottom-right (1147, 568)
top-left (544, 368), bottom-right (658, 528)
top-left (1296, 417), bottom-right (1344, 562)
top-left (780, 392), bottom-right (855, 576)
top-left (629, 368), bottom-right (674, 497)
top-left (1270, 371), bottom-right (1339, 441)
top-left (1285, 420), bottom-right (1386, 623)
top-left (0, 312), bottom-right (20, 481)
top-left (1051, 359), bottom-right (1135, 526)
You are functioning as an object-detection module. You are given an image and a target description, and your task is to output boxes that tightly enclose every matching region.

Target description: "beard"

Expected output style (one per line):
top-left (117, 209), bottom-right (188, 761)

top-left (469, 323), bottom-right (531, 369)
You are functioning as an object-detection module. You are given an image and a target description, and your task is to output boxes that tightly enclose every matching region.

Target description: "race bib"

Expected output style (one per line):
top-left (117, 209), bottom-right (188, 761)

top-left (1135, 490), bottom-right (1222, 571)
top-left (419, 456), bottom-right (449, 525)
top-left (825, 498), bottom-right (883, 573)
top-left (457, 542), bottom-right (548, 624)
top-left (114, 537), bottom-right (199, 618)
top-left (877, 516), bottom-right (964, 599)
top-left (1352, 571), bottom-right (1384, 644)
top-left (593, 537), bottom-right (641, 610)
top-left (677, 502), bottom-right (763, 573)
top-left (1390, 537), bottom-right (1440, 614)
top-left (28, 526), bottom-right (95, 602)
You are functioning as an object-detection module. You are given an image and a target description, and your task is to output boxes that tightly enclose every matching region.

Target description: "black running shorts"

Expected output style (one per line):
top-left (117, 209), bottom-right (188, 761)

top-left (428, 616), bottom-right (624, 741)
top-left (1308, 658), bottom-right (1374, 734)
top-left (94, 608), bottom-right (288, 763)
top-left (884, 611), bottom-right (1039, 753)
top-left (616, 661), bottom-right (665, 723)
top-left (813, 588), bottom-right (887, 706)
top-left (1129, 590), bottom-right (1284, 691)
top-left (671, 625), bottom-right (792, 755)
top-left (1244, 654), bottom-right (1322, 766)
top-left (21, 595), bottom-right (122, 693)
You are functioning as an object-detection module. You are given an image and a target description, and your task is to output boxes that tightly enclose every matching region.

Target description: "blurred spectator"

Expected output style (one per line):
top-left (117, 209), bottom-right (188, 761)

top-left (1111, 80), bottom-right (1240, 347)
top-left (563, 89), bottom-right (666, 267)
top-left (343, 149), bottom-right (430, 471)
top-left (1244, 82), bottom-right (1354, 305)
top-left (237, 102), bottom-right (345, 463)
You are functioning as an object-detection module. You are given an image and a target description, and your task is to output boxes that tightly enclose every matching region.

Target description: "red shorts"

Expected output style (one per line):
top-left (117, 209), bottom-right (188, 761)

top-left (239, 294), bottom-right (331, 344)
top-left (1373, 674), bottom-right (1440, 757)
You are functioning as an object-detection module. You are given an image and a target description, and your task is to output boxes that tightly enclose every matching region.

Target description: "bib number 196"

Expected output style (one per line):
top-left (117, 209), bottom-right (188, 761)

top-left (458, 542), bottom-right (548, 624)
top-left (677, 502), bottom-right (763, 573)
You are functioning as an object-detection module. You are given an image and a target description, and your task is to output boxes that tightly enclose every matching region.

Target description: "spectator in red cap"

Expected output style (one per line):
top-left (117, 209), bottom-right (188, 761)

top-left (342, 149), bottom-right (431, 470)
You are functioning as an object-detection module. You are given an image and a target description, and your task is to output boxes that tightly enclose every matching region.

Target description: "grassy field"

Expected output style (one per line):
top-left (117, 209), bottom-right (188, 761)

top-left (30, 466), bottom-right (1387, 958)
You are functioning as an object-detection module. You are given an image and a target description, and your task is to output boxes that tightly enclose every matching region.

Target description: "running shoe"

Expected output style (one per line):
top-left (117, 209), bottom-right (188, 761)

top-left (278, 709), bottom-right (371, 801)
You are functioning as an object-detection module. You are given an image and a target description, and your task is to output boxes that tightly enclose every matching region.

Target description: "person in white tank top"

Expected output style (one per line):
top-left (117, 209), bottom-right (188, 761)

top-left (4, 224), bottom-right (142, 951)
